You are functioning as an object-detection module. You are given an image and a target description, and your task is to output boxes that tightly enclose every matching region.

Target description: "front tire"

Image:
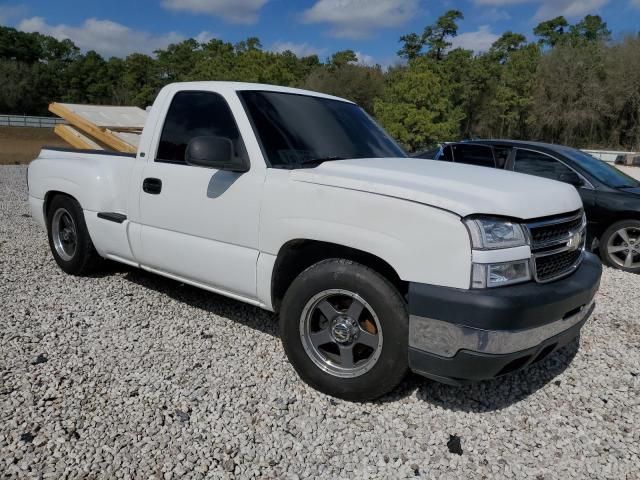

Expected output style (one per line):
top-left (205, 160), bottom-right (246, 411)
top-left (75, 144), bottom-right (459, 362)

top-left (46, 195), bottom-right (102, 275)
top-left (599, 220), bottom-right (640, 273)
top-left (279, 259), bottom-right (408, 401)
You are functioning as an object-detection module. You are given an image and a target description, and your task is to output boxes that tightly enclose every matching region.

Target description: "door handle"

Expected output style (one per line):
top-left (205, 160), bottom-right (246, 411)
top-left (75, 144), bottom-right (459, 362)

top-left (143, 177), bottom-right (162, 194)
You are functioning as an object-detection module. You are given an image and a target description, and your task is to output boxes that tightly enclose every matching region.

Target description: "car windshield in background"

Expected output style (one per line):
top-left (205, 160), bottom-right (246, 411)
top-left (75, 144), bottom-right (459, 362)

top-left (562, 148), bottom-right (640, 188)
top-left (239, 91), bottom-right (407, 168)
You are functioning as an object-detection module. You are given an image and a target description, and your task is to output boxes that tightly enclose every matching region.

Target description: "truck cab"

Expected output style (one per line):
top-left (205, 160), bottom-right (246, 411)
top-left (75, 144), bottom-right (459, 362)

top-left (27, 82), bottom-right (602, 400)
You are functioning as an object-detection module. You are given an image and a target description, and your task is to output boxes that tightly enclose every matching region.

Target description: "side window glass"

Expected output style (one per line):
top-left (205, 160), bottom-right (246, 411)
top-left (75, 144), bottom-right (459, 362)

top-left (440, 145), bottom-right (454, 161)
top-left (514, 150), bottom-right (574, 180)
top-left (156, 91), bottom-right (246, 164)
top-left (451, 144), bottom-right (496, 168)
top-left (493, 147), bottom-right (512, 169)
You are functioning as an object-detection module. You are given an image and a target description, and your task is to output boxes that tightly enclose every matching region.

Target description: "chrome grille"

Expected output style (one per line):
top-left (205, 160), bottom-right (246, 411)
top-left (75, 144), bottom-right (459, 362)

top-left (529, 215), bottom-right (583, 248)
top-left (526, 210), bottom-right (586, 283)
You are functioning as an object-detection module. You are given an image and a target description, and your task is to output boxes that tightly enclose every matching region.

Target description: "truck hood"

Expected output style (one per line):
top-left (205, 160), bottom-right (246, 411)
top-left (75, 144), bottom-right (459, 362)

top-left (291, 157), bottom-right (583, 219)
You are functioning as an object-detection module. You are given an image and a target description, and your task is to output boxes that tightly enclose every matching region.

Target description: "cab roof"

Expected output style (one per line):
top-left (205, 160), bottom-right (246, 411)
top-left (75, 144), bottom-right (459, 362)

top-left (464, 139), bottom-right (582, 156)
top-left (169, 81), bottom-right (355, 104)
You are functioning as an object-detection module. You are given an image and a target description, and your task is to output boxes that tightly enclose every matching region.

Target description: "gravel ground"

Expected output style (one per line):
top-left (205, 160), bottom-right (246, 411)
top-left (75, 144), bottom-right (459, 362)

top-left (1, 164), bottom-right (639, 479)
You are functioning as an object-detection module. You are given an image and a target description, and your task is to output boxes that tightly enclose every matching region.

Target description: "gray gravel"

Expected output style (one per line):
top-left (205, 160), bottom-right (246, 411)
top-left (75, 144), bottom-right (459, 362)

top-left (1, 164), bottom-right (639, 479)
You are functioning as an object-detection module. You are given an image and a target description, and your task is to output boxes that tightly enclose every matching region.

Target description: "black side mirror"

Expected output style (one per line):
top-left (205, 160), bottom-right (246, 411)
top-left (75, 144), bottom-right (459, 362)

top-left (559, 171), bottom-right (584, 187)
top-left (185, 136), bottom-right (249, 172)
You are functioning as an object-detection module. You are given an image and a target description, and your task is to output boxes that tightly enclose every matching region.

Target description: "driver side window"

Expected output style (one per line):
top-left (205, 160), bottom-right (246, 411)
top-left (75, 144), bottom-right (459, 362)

top-left (514, 150), bottom-right (574, 181)
top-left (156, 91), bottom-right (246, 165)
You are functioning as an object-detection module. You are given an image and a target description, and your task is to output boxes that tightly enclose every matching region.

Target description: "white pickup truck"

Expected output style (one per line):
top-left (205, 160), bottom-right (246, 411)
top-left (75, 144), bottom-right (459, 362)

top-left (28, 82), bottom-right (602, 400)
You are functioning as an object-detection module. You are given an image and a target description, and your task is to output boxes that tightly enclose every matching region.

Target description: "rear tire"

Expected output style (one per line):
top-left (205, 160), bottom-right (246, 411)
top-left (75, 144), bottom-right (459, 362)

top-left (599, 220), bottom-right (640, 273)
top-left (46, 195), bottom-right (103, 275)
top-left (279, 259), bottom-right (408, 401)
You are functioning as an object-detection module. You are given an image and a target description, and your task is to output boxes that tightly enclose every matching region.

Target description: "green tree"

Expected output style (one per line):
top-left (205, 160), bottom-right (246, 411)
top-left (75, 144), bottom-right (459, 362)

top-left (569, 15), bottom-right (611, 44)
top-left (234, 37), bottom-right (262, 52)
top-left (62, 51), bottom-right (114, 104)
top-left (397, 10), bottom-right (464, 61)
top-left (156, 39), bottom-right (201, 83)
top-left (374, 57), bottom-right (464, 150)
top-left (188, 38), bottom-right (236, 81)
top-left (490, 31), bottom-right (527, 63)
top-left (602, 37), bottom-right (640, 149)
top-left (304, 63), bottom-right (384, 114)
top-left (0, 26), bottom-right (42, 63)
top-left (398, 33), bottom-right (423, 60)
top-left (441, 49), bottom-right (497, 138)
top-left (534, 16), bottom-right (569, 47)
top-left (532, 42), bottom-right (608, 146)
top-left (423, 10), bottom-right (464, 60)
top-left (485, 44), bottom-right (541, 138)
top-left (330, 50), bottom-right (358, 68)
top-left (123, 53), bottom-right (161, 107)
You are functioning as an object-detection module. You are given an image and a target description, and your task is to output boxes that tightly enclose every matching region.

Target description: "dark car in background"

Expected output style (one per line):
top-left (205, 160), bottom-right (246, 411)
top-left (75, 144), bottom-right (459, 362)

top-left (414, 140), bottom-right (640, 273)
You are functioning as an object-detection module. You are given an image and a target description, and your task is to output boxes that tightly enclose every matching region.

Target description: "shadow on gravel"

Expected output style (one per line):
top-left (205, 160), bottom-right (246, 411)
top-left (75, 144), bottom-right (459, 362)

top-left (110, 263), bottom-right (579, 411)
top-left (85, 260), bottom-right (133, 278)
top-left (404, 339), bottom-right (580, 412)
top-left (122, 267), bottom-right (278, 337)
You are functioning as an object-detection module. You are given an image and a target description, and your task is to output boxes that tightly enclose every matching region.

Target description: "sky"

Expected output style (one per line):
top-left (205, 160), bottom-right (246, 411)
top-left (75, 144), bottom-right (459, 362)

top-left (1, 0), bottom-right (639, 66)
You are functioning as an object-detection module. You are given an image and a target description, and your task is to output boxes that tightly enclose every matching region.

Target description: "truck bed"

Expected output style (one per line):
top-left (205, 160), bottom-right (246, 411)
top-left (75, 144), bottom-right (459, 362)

top-left (40, 146), bottom-right (136, 159)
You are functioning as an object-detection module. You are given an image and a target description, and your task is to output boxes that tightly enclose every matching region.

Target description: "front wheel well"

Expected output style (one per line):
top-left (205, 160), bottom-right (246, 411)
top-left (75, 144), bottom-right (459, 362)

top-left (271, 239), bottom-right (407, 312)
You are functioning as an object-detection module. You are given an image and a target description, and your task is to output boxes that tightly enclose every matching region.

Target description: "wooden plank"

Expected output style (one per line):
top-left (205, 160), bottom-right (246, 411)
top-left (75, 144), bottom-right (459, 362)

top-left (103, 126), bottom-right (144, 133)
top-left (108, 129), bottom-right (141, 148)
top-left (56, 104), bottom-right (147, 128)
top-left (54, 125), bottom-right (103, 150)
top-left (49, 103), bottom-right (137, 153)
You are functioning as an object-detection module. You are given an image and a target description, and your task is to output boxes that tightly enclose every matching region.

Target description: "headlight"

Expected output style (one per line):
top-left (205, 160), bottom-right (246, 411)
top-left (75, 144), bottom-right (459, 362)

top-left (471, 260), bottom-right (531, 288)
top-left (464, 217), bottom-right (527, 249)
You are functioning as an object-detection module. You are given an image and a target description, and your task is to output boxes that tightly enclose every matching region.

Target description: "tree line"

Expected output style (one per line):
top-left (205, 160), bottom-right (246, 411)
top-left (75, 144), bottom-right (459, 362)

top-left (1, 11), bottom-right (639, 152)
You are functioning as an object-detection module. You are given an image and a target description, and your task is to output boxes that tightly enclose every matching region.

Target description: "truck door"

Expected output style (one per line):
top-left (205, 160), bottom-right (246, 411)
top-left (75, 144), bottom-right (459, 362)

top-left (136, 90), bottom-right (265, 300)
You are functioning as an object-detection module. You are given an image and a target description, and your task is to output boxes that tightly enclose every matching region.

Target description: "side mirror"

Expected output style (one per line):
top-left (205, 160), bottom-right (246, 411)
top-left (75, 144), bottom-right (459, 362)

top-left (559, 172), bottom-right (584, 187)
top-left (185, 136), bottom-right (249, 172)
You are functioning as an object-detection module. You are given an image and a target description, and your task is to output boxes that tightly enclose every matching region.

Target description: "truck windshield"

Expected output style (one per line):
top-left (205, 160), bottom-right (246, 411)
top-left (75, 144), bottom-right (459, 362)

top-left (238, 90), bottom-right (407, 168)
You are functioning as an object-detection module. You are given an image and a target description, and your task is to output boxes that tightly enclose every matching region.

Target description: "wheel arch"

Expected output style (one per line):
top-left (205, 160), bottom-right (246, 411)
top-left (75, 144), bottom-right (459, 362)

top-left (593, 211), bottom-right (640, 243)
top-left (270, 239), bottom-right (407, 312)
top-left (43, 190), bottom-right (81, 220)
top-left (598, 216), bottom-right (640, 270)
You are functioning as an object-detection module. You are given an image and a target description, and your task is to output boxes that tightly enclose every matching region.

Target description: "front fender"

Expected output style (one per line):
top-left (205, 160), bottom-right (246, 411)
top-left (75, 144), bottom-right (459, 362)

top-left (261, 172), bottom-right (472, 289)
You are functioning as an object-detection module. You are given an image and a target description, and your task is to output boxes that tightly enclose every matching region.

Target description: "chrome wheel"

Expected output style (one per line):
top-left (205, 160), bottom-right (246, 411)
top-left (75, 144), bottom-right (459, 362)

top-left (51, 208), bottom-right (77, 261)
top-left (606, 226), bottom-right (640, 269)
top-left (299, 289), bottom-right (383, 378)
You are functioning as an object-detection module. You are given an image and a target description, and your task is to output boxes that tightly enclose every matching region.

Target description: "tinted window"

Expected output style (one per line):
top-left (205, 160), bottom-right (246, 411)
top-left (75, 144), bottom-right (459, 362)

top-left (451, 144), bottom-right (496, 168)
top-left (413, 147), bottom-right (440, 159)
top-left (157, 91), bottom-right (245, 164)
top-left (560, 147), bottom-right (639, 188)
top-left (514, 149), bottom-right (574, 180)
top-left (440, 145), bottom-right (454, 161)
top-left (239, 91), bottom-right (406, 168)
top-left (493, 146), bottom-right (512, 168)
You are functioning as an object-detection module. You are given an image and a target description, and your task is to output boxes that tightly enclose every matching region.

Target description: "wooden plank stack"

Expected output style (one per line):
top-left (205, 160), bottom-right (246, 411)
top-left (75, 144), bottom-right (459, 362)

top-left (48, 103), bottom-right (148, 153)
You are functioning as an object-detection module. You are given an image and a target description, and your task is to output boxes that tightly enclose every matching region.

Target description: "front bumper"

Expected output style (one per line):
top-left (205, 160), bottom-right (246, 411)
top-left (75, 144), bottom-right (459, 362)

top-left (408, 252), bottom-right (602, 385)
